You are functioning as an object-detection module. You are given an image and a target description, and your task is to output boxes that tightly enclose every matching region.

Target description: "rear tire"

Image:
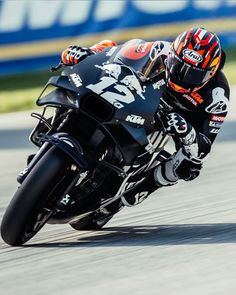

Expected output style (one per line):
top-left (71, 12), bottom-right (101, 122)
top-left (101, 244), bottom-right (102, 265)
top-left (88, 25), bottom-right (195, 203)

top-left (1, 147), bottom-right (74, 246)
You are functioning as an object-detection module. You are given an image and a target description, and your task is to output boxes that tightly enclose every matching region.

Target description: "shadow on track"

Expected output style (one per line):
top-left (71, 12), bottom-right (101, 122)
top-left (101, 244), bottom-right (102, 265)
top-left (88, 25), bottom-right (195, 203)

top-left (22, 223), bottom-right (236, 248)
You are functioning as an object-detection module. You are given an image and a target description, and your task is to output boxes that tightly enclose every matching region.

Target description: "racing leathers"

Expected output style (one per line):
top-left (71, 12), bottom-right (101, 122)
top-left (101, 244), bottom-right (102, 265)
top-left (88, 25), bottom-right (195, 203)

top-left (61, 39), bottom-right (230, 207)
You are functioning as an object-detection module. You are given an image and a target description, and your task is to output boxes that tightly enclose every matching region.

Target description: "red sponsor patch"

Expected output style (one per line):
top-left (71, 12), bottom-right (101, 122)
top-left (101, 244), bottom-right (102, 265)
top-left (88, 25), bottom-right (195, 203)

top-left (211, 115), bottom-right (224, 122)
top-left (120, 42), bottom-right (153, 60)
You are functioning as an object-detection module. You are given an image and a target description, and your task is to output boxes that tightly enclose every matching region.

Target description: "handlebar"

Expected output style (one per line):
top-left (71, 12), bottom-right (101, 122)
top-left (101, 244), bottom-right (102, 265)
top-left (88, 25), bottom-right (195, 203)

top-left (50, 61), bottom-right (75, 72)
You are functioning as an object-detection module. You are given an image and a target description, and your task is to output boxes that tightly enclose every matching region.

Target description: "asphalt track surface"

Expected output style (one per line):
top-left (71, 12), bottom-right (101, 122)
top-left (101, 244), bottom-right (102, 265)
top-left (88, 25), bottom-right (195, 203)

top-left (0, 87), bottom-right (236, 295)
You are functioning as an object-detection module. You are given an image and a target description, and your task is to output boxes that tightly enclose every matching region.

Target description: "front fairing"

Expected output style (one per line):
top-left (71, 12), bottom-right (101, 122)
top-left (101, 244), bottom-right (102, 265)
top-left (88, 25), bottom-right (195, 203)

top-left (37, 47), bottom-right (167, 164)
top-left (60, 47), bottom-right (166, 132)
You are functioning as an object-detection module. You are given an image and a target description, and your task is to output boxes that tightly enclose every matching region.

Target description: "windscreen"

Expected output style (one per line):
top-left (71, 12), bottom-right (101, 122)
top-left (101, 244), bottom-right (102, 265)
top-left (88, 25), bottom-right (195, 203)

top-left (112, 39), bottom-right (166, 80)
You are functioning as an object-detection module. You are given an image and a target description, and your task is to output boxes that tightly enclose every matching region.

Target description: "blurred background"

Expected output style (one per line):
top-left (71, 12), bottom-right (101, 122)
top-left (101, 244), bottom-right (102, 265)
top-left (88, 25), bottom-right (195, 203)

top-left (0, 0), bottom-right (236, 113)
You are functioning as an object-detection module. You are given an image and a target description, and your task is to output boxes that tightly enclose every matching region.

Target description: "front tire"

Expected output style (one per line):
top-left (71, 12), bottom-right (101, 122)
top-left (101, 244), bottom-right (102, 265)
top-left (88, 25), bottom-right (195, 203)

top-left (1, 147), bottom-right (74, 246)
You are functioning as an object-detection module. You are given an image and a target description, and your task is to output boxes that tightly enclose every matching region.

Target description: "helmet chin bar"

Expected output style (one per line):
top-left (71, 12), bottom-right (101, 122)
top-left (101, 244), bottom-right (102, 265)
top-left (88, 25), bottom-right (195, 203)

top-left (167, 76), bottom-right (211, 94)
top-left (167, 79), bottom-right (191, 93)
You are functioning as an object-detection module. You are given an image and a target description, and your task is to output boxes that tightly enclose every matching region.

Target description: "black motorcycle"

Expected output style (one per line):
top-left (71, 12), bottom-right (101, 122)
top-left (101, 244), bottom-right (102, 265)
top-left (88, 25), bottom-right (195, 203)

top-left (1, 44), bottom-right (171, 246)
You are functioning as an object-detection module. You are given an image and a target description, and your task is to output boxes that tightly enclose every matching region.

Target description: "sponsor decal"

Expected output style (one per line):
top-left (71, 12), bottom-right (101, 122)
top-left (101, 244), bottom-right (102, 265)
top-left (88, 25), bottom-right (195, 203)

top-left (153, 79), bottom-right (165, 90)
top-left (183, 94), bottom-right (198, 106)
top-left (205, 87), bottom-right (228, 114)
top-left (131, 191), bottom-right (149, 206)
top-left (191, 92), bottom-right (204, 104)
top-left (182, 92), bottom-right (204, 106)
top-left (120, 75), bottom-right (146, 100)
top-left (95, 62), bottom-right (122, 79)
top-left (211, 115), bottom-right (225, 122)
top-left (183, 49), bottom-right (203, 63)
top-left (210, 128), bottom-right (220, 134)
top-left (120, 43), bottom-right (152, 60)
top-left (125, 114), bottom-right (145, 125)
top-left (136, 43), bottom-right (149, 53)
top-left (87, 76), bottom-right (133, 109)
top-left (70, 73), bottom-right (82, 88)
top-left (87, 62), bottom-right (146, 108)
top-left (149, 41), bottom-right (165, 61)
top-left (18, 167), bottom-right (29, 178)
top-left (209, 121), bottom-right (222, 128)
top-left (60, 194), bottom-right (71, 205)
top-left (95, 62), bottom-right (146, 100)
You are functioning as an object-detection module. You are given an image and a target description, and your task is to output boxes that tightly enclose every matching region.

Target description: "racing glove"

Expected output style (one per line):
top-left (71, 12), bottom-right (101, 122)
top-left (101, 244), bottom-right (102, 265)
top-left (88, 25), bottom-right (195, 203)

top-left (160, 112), bottom-right (203, 180)
top-left (61, 40), bottom-right (117, 65)
top-left (61, 45), bottom-right (94, 65)
top-left (90, 40), bottom-right (117, 53)
top-left (161, 112), bottom-right (196, 146)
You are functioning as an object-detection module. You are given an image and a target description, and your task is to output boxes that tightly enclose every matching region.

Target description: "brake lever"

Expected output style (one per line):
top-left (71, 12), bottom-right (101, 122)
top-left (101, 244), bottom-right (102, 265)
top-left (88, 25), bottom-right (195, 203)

top-left (50, 62), bottom-right (63, 72)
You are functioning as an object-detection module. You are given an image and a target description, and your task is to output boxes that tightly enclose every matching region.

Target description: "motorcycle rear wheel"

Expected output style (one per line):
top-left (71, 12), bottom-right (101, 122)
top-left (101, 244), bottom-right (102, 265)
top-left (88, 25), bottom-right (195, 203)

top-left (1, 147), bottom-right (74, 246)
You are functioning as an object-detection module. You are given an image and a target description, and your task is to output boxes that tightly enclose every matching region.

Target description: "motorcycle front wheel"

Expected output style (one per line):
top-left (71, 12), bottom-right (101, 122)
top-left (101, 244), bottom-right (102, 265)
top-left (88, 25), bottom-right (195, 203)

top-left (1, 146), bottom-right (75, 246)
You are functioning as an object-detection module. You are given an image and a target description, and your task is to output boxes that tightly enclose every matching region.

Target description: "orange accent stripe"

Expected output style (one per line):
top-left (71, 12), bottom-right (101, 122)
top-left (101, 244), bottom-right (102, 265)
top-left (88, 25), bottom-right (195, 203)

top-left (191, 92), bottom-right (204, 104)
top-left (202, 53), bottom-right (211, 69)
top-left (168, 80), bottom-right (190, 93)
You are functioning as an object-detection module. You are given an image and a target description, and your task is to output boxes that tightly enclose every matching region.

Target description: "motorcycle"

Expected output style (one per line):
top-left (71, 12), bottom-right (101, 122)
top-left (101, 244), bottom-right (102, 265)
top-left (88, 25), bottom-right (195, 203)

top-left (1, 44), bottom-right (171, 246)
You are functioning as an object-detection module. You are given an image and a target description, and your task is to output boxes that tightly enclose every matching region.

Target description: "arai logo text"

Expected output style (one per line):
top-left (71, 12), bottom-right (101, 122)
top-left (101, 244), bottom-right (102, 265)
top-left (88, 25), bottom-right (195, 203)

top-left (183, 49), bottom-right (203, 63)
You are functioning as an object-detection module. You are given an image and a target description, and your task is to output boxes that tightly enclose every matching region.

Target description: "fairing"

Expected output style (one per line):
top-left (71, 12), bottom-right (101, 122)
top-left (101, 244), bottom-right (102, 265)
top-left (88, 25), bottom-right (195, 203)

top-left (37, 46), bottom-right (167, 164)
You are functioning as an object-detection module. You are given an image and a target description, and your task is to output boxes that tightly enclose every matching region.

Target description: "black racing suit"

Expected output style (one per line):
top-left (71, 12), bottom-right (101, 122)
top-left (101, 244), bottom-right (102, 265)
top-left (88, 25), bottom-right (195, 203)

top-left (164, 69), bottom-right (229, 152)
top-left (116, 40), bottom-right (230, 206)
top-left (67, 39), bottom-right (230, 208)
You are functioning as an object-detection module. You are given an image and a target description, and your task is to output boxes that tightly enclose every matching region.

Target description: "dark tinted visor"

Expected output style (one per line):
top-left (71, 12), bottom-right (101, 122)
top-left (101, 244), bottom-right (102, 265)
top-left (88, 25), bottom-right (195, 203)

top-left (167, 52), bottom-right (212, 88)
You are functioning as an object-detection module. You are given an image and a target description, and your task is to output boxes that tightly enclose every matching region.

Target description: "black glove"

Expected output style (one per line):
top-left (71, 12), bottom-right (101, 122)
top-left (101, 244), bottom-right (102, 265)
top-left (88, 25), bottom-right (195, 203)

top-left (61, 45), bottom-right (93, 65)
top-left (175, 149), bottom-right (203, 181)
top-left (161, 112), bottom-right (196, 145)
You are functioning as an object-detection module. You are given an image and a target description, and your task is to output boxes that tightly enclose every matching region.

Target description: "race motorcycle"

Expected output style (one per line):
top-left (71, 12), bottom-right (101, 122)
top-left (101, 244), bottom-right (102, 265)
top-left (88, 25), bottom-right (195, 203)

top-left (1, 44), bottom-right (171, 246)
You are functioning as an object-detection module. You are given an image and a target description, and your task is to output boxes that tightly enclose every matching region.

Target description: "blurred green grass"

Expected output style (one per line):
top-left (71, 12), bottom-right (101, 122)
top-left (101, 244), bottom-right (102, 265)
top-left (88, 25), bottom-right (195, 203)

top-left (0, 49), bottom-right (236, 113)
top-left (0, 70), bottom-right (53, 113)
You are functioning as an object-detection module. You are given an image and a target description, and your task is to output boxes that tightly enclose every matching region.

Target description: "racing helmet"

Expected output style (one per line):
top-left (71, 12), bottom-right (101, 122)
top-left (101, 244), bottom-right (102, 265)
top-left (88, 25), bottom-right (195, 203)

top-left (166, 27), bottom-right (222, 93)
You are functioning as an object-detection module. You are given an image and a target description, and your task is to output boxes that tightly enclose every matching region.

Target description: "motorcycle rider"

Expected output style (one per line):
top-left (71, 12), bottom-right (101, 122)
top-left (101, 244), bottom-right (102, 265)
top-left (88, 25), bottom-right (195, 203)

top-left (61, 27), bottom-right (230, 207)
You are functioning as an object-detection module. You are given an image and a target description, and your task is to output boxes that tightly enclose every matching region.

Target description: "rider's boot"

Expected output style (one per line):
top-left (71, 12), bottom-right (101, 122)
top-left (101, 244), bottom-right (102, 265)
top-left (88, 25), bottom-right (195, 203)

top-left (121, 158), bottom-right (178, 207)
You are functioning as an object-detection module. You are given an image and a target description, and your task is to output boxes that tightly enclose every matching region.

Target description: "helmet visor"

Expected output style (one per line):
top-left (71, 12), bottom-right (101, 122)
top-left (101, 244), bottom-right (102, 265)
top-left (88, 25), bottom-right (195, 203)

top-left (167, 52), bottom-right (213, 90)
